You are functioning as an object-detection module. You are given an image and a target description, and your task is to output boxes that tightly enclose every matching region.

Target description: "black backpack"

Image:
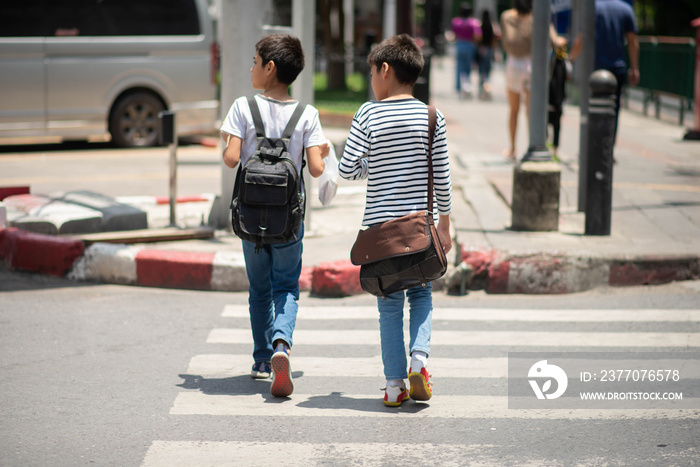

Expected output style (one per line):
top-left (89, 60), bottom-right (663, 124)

top-left (230, 96), bottom-right (307, 251)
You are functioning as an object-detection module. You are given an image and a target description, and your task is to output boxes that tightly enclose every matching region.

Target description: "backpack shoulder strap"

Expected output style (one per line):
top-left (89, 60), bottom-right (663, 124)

top-left (247, 96), bottom-right (266, 137)
top-left (281, 102), bottom-right (307, 140)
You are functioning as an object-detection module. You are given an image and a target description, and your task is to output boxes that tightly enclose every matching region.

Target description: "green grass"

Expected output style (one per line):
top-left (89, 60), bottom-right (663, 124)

top-left (313, 72), bottom-right (368, 116)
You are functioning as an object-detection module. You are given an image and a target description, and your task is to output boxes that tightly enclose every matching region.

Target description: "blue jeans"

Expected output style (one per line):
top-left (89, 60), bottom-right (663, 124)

top-left (377, 284), bottom-right (433, 380)
top-left (242, 224), bottom-right (303, 363)
top-left (456, 40), bottom-right (477, 91)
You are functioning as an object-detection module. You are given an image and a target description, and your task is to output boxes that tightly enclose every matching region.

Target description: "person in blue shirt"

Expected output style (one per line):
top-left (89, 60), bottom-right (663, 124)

top-left (573, 0), bottom-right (640, 143)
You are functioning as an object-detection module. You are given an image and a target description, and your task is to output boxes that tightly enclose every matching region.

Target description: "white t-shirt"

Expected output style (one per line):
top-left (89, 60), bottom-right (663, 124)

top-left (220, 94), bottom-right (326, 173)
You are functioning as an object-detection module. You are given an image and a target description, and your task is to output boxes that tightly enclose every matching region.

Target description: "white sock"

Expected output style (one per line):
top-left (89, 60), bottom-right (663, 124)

top-left (387, 379), bottom-right (405, 389)
top-left (411, 352), bottom-right (428, 371)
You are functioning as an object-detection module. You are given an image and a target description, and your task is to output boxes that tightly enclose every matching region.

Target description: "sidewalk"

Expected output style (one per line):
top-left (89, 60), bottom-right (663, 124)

top-left (1, 55), bottom-right (698, 295)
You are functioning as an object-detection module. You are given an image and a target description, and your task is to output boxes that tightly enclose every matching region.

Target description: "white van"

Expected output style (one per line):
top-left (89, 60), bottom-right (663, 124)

top-left (0, 0), bottom-right (219, 147)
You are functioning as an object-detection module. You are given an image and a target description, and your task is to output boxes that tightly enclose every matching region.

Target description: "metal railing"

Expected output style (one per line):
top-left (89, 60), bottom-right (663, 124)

top-left (623, 36), bottom-right (696, 125)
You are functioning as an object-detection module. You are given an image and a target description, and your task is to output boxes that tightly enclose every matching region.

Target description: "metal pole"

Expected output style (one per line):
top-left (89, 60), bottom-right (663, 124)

top-left (384, 0), bottom-right (397, 38)
top-left (159, 111), bottom-right (177, 226)
top-left (577, 0), bottom-right (595, 211)
top-left (521, 0), bottom-right (552, 162)
top-left (292, 0), bottom-right (316, 233)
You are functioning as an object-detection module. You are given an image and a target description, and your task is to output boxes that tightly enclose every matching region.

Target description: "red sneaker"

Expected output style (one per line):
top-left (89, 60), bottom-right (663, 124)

top-left (270, 346), bottom-right (293, 397)
top-left (408, 367), bottom-right (433, 401)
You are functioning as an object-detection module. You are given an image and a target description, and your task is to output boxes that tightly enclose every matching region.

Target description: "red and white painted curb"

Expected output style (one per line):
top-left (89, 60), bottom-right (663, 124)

top-left (463, 248), bottom-right (700, 294)
top-left (1, 228), bottom-right (698, 296)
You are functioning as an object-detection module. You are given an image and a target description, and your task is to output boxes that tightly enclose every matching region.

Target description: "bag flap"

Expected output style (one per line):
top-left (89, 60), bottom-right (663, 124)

top-left (350, 211), bottom-right (432, 265)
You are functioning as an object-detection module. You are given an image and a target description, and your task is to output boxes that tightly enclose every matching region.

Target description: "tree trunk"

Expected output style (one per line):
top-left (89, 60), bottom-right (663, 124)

top-left (320, 0), bottom-right (346, 90)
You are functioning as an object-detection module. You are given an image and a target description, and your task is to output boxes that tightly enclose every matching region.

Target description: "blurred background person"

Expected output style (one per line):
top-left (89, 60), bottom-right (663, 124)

top-left (451, 3), bottom-right (482, 98)
top-left (500, 0), bottom-right (565, 160)
top-left (477, 9), bottom-right (500, 100)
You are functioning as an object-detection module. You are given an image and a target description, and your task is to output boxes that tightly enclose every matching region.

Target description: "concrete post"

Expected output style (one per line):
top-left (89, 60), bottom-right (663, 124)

top-left (585, 70), bottom-right (617, 236)
top-left (211, 0), bottom-right (271, 228)
top-left (511, 161), bottom-right (561, 231)
top-left (510, 0), bottom-right (560, 232)
top-left (292, 0), bottom-right (316, 232)
top-left (521, 0), bottom-right (552, 163)
top-left (577, 0), bottom-right (596, 212)
top-left (292, 0), bottom-right (314, 105)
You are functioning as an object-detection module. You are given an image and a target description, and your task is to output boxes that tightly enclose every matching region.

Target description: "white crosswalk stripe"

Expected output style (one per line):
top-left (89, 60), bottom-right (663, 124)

top-left (142, 306), bottom-right (700, 465)
top-left (223, 305), bottom-right (700, 322)
top-left (208, 328), bottom-right (700, 347)
top-left (170, 392), bottom-right (697, 419)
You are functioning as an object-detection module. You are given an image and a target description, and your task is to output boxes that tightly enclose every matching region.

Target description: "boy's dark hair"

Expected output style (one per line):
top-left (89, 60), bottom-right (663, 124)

top-left (255, 34), bottom-right (305, 85)
top-left (515, 0), bottom-right (532, 14)
top-left (367, 34), bottom-right (424, 86)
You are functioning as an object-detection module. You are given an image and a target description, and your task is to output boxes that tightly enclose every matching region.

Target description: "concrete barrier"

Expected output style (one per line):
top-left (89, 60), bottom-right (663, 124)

top-left (51, 191), bottom-right (147, 232)
top-left (311, 259), bottom-right (362, 297)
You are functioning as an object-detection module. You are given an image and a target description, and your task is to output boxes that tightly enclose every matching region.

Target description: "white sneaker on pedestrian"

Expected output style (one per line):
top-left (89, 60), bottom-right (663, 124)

top-left (384, 385), bottom-right (410, 407)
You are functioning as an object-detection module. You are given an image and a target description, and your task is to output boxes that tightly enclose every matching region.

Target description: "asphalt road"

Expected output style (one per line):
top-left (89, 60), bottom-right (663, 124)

top-left (1, 271), bottom-right (699, 466)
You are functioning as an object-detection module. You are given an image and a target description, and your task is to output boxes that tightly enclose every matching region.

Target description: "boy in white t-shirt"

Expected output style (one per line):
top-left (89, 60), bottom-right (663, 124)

top-left (220, 34), bottom-right (329, 398)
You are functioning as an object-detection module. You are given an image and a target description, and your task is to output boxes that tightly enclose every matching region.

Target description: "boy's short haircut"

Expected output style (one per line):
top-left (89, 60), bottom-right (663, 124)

top-left (367, 34), bottom-right (424, 86)
top-left (255, 34), bottom-right (305, 85)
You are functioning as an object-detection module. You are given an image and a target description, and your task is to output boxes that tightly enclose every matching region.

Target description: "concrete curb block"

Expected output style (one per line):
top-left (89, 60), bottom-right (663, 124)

top-left (0, 228), bottom-right (84, 277)
top-left (311, 259), bottom-right (362, 297)
top-left (2, 228), bottom-right (698, 295)
top-left (463, 247), bottom-right (700, 294)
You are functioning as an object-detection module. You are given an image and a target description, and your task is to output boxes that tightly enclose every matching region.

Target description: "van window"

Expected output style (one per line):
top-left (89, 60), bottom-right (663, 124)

top-left (1, 0), bottom-right (200, 37)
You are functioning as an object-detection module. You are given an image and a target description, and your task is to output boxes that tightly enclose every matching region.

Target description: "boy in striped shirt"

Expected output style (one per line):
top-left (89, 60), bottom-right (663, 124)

top-left (339, 34), bottom-right (453, 407)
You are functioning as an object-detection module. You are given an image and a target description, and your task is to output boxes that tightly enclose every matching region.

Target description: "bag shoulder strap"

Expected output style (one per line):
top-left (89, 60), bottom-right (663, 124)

top-left (426, 105), bottom-right (437, 214)
top-left (281, 102), bottom-right (307, 140)
top-left (247, 96), bottom-right (266, 138)
top-left (247, 96), bottom-right (306, 141)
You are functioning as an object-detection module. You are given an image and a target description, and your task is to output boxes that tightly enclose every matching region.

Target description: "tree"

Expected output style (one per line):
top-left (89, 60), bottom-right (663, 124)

top-left (319, 0), bottom-right (346, 90)
top-left (635, 0), bottom-right (700, 37)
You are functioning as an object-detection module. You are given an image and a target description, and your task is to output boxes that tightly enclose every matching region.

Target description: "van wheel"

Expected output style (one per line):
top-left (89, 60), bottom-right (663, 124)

top-left (109, 92), bottom-right (165, 148)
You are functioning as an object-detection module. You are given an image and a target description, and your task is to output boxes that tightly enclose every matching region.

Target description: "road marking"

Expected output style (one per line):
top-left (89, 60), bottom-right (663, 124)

top-left (170, 392), bottom-right (698, 419)
top-left (185, 354), bottom-right (700, 380)
top-left (208, 328), bottom-right (700, 348)
top-left (222, 305), bottom-right (700, 322)
top-left (185, 354), bottom-right (508, 378)
top-left (142, 441), bottom-right (493, 467)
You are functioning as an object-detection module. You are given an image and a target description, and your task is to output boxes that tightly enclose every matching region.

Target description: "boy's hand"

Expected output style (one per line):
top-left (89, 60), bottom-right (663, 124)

top-left (320, 140), bottom-right (331, 159)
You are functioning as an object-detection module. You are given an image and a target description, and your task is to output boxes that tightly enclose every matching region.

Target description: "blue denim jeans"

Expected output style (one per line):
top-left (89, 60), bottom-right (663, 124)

top-left (456, 40), bottom-right (477, 91)
top-left (377, 283), bottom-right (433, 380)
top-left (242, 224), bottom-right (303, 363)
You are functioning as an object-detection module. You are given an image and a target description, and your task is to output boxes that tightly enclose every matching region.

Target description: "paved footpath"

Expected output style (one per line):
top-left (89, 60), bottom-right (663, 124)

top-left (1, 56), bottom-right (698, 295)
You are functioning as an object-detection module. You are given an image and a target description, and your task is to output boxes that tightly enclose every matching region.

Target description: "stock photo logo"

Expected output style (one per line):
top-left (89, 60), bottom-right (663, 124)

top-left (528, 360), bottom-right (569, 400)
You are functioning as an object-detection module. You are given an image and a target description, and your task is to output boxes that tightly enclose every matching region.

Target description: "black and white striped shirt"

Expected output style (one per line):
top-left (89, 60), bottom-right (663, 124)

top-left (339, 98), bottom-right (452, 226)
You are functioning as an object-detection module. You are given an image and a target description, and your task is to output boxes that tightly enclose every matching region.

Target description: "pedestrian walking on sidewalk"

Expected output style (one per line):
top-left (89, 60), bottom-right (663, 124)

top-left (220, 34), bottom-right (330, 398)
top-left (572, 0), bottom-right (640, 145)
top-left (339, 34), bottom-right (453, 407)
top-left (547, 44), bottom-right (572, 157)
top-left (500, 0), bottom-right (565, 160)
top-left (477, 9), bottom-right (500, 100)
top-left (451, 3), bottom-right (482, 98)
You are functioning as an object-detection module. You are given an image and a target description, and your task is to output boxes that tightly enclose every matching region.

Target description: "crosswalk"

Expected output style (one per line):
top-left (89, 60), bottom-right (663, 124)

top-left (141, 305), bottom-right (700, 466)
